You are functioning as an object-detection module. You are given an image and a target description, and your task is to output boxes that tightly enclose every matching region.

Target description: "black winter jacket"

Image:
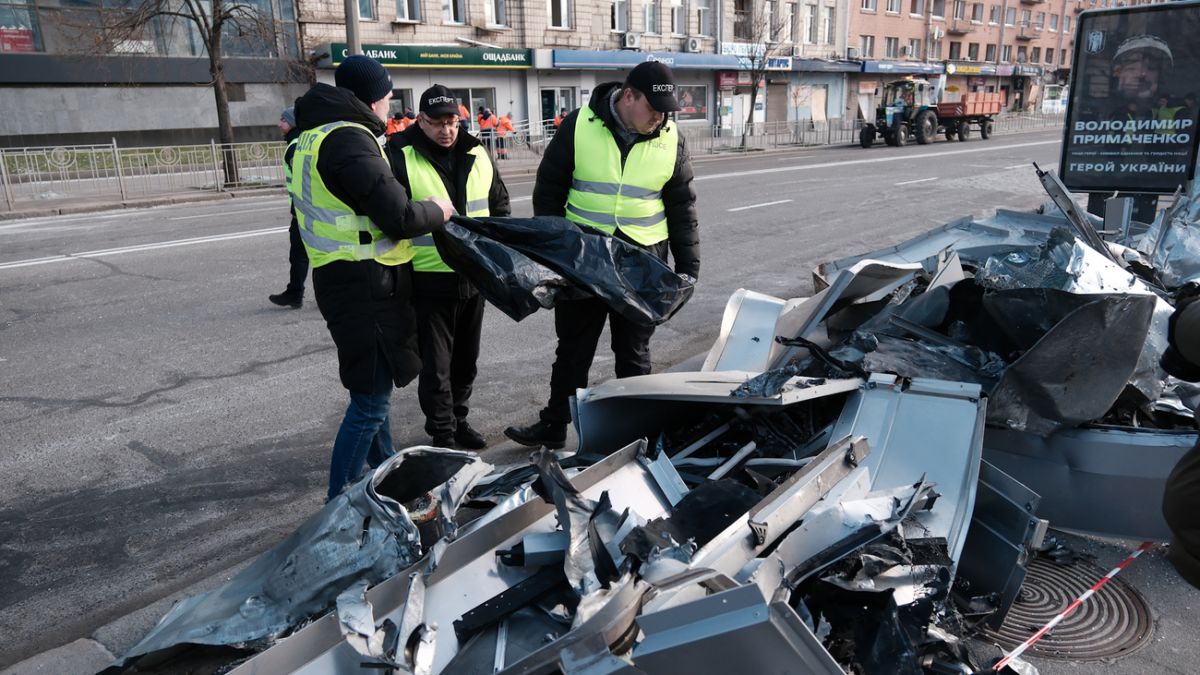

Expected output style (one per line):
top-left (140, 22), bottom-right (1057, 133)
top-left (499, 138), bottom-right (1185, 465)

top-left (531, 81), bottom-right (700, 279)
top-left (293, 83), bottom-right (444, 393)
top-left (385, 125), bottom-right (512, 298)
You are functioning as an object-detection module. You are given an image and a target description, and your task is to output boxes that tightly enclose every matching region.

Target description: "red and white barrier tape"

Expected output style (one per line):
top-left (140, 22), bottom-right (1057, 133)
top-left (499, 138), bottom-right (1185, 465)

top-left (992, 541), bottom-right (1154, 672)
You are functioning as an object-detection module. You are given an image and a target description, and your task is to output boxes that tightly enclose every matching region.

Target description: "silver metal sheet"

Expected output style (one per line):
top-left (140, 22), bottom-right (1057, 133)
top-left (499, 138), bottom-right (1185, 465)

top-left (827, 374), bottom-right (986, 565)
top-left (701, 288), bottom-right (788, 373)
top-left (230, 440), bottom-right (683, 675)
top-left (983, 425), bottom-right (1197, 540)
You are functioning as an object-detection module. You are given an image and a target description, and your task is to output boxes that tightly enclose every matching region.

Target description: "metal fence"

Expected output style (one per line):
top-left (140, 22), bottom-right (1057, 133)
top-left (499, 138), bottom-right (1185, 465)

top-left (0, 112), bottom-right (1066, 212)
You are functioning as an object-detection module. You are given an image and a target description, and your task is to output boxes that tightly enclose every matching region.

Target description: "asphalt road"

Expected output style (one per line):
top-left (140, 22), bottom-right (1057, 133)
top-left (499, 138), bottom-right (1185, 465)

top-left (0, 129), bottom-right (1087, 667)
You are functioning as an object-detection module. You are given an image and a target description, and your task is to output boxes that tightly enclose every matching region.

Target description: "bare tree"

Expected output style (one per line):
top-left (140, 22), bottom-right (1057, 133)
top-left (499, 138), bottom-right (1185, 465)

top-left (732, 0), bottom-right (790, 147)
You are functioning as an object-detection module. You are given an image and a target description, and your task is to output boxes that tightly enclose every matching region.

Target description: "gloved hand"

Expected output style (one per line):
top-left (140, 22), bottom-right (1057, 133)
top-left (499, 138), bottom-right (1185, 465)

top-left (427, 196), bottom-right (455, 223)
top-left (677, 273), bottom-right (697, 286)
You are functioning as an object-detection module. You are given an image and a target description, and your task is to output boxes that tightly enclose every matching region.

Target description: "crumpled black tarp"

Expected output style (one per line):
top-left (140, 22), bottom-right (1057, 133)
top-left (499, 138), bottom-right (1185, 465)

top-left (442, 216), bottom-right (694, 326)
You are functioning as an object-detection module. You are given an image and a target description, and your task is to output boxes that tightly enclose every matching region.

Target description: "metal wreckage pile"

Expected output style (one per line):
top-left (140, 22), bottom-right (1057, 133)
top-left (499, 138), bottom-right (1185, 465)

top-left (112, 172), bottom-right (1200, 675)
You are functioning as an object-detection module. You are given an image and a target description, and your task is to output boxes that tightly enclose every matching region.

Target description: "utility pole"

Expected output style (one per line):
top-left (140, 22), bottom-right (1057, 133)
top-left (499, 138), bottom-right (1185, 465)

top-left (345, 0), bottom-right (362, 55)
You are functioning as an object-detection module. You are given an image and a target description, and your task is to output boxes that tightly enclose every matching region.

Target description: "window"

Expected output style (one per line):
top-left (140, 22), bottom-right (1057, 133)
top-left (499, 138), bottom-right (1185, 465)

top-left (967, 42), bottom-right (979, 59)
top-left (485, 0), bottom-right (506, 24)
top-left (1004, 6), bottom-right (1014, 25)
top-left (549, 0), bottom-right (570, 27)
top-left (930, 0), bottom-right (944, 17)
top-left (764, 0), bottom-right (776, 39)
top-left (670, 0), bottom-right (685, 33)
top-left (886, 0), bottom-right (901, 12)
top-left (610, 0), bottom-right (627, 30)
top-left (862, 0), bottom-right (876, 10)
top-left (1001, 43), bottom-right (1012, 62)
top-left (953, 0), bottom-right (964, 19)
top-left (784, 2), bottom-right (796, 41)
top-left (644, 0), bottom-right (659, 32)
top-left (930, 38), bottom-right (942, 58)
top-left (822, 5), bottom-right (834, 43)
top-left (806, 3), bottom-right (817, 42)
top-left (695, 0), bottom-right (713, 35)
top-left (441, 0), bottom-right (463, 22)
top-left (1060, 48), bottom-right (1067, 65)
top-left (910, 0), bottom-right (921, 14)
top-left (1049, 13), bottom-right (1057, 31)
top-left (396, 0), bottom-right (422, 20)
top-left (985, 43), bottom-right (996, 61)
top-left (1016, 45), bottom-right (1026, 62)
top-left (1034, 11), bottom-right (1043, 28)
top-left (988, 4), bottom-right (999, 23)
top-left (360, 0), bottom-right (376, 20)
top-left (860, 34), bottom-right (875, 58)
top-left (1030, 46), bottom-right (1040, 62)
top-left (885, 36), bottom-right (899, 57)
top-left (908, 37), bottom-right (921, 58)
top-left (1020, 9), bottom-right (1030, 26)
top-left (971, 2), bottom-right (982, 21)
top-left (0, 0), bottom-right (40, 53)
top-left (1062, 16), bottom-right (1070, 34)
top-left (948, 40), bottom-right (961, 59)
top-left (1044, 48), bottom-right (1053, 64)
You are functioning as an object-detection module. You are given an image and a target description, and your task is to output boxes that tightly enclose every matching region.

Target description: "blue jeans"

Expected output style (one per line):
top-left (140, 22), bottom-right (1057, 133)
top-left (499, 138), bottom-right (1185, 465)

top-left (327, 358), bottom-right (395, 501)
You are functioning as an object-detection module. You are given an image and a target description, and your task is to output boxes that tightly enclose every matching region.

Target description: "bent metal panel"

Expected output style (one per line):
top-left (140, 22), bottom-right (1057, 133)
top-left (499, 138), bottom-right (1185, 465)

top-left (1060, 1), bottom-right (1200, 194)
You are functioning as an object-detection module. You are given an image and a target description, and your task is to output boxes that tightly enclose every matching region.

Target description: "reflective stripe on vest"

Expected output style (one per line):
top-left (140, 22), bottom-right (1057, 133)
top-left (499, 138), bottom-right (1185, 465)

top-left (288, 121), bottom-right (414, 268)
top-left (284, 138), bottom-right (298, 185)
top-left (403, 144), bottom-right (493, 273)
top-left (565, 114), bottom-right (676, 245)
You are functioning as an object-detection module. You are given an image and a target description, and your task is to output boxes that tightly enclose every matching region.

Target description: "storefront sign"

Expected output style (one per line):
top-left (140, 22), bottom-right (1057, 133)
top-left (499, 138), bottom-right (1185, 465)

top-left (945, 62), bottom-right (999, 76)
top-left (765, 56), bottom-right (792, 71)
top-left (720, 42), bottom-right (766, 59)
top-left (861, 60), bottom-right (945, 74)
top-left (792, 59), bottom-right (862, 73)
top-left (327, 43), bottom-right (531, 68)
top-left (552, 49), bottom-right (740, 70)
top-left (0, 27), bottom-right (35, 53)
top-left (1013, 64), bottom-right (1043, 76)
top-left (676, 85), bottom-right (709, 121)
top-left (717, 71), bottom-right (738, 89)
top-left (1060, 3), bottom-right (1200, 194)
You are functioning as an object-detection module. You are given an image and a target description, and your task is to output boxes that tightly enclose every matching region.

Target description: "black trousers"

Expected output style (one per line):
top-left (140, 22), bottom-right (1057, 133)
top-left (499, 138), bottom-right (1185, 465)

top-left (1164, 440), bottom-right (1200, 588)
top-left (285, 213), bottom-right (309, 295)
top-left (540, 297), bottom-right (655, 425)
top-left (414, 291), bottom-right (485, 436)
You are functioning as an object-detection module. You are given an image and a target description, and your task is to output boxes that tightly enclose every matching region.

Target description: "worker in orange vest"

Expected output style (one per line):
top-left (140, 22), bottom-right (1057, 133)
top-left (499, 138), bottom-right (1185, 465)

top-left (386, 112), bottom-right (405, 136)
top-left (398, 109), bottom-right (416, 132)
top-left (458, 102), bottom-right (471, 135)
top-left (495, 111), bottom-right (514, 160)
top-left (477, 107), bottom-right (497, 155)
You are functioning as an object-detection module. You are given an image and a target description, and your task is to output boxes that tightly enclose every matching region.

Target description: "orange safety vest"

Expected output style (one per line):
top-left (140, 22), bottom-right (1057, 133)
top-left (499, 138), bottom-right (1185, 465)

top-left (398, 117), bottom-right (415, 131)
top-left (386, 118), bottom-right (404, 135)
top-left (553, 115), bottom-right (563, 127)
top-left (478, 115), bottom-right (495, 131)
top-left (497, 115), bottom-right (514, 136)
top-left (458, 104), bottom-right (470, 122)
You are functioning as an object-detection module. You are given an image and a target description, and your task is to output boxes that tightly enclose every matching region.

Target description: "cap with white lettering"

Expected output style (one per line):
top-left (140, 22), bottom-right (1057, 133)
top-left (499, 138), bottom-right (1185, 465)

top-left (625, 61), bottom-right (681, 113)
top-left (419, 84), bottom-right (460, 118)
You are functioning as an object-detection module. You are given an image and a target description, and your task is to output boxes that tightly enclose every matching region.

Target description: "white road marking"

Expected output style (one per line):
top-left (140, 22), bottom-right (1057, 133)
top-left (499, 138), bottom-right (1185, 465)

top-left (510, 196), bottom-right (533, 202)
top-left (1006, 162), bottom-right (1033, 170)
top-left (0, 226), bottom-right (286, 270)
top-left (695, 138), bottom-right (1060, 183)
top-left (728, 199), bottom-right (793, 212)
top-left (894, 177), bottom-right (938, 186)
top-left (169, 207), bottom-right (283, 220)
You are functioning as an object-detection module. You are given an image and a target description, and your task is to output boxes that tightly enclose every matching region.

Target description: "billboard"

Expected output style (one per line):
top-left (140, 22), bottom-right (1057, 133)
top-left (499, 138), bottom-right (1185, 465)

top-left (1060, 2), bottom-right (1200, 194)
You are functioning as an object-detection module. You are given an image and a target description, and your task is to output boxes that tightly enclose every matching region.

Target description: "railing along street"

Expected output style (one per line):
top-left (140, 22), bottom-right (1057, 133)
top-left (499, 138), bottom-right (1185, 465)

top-left (0, 112), bottom-right (1065, 212)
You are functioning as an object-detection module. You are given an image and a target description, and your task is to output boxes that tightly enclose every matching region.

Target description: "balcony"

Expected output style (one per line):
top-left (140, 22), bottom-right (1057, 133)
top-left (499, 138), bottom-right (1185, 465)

top-left (947, 18), bottom-right (977, 34)
top-left (1015, 21), bottom-right (1038, 39)
top-left (1020, 0), bottom-right (1044, 4)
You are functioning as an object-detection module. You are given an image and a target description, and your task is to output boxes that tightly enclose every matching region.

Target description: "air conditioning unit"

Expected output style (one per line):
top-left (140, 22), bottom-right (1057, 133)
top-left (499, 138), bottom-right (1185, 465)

top-left (900, 45), bottom-right (910, 56)
top-left (846, 46), bottom-right (860, 59)
top-left (683, 36), bottom-right (702, 52)
top-left (791, 45), bottom-right (804, 57)
top-left (931, 26), bottom-right (945, 40)
top-left (621, 32), bottom-right (642, 50)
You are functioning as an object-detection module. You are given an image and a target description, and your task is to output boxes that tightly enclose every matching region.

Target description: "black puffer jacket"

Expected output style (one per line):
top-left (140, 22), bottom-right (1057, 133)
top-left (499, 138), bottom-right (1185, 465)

top-left (386, 125), bottom-right (512, 298)
top-left (531, 81), bottom-right (700, 279)
top-left (293, 83), bottom-right (445, 393)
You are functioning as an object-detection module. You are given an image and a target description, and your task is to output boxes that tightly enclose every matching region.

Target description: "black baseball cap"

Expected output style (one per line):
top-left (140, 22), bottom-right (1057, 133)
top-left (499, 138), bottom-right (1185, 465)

top-left (419, 84), bottom-right (460, 117)
top-left (625, 61), bottom-right (681, 113)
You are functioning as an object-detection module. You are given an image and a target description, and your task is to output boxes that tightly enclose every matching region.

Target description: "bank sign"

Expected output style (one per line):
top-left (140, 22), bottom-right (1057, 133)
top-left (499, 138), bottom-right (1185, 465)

top-left (328, 43), bottom-right (531, 68)
top-left (1059, 2), bottom-right (1200, 193)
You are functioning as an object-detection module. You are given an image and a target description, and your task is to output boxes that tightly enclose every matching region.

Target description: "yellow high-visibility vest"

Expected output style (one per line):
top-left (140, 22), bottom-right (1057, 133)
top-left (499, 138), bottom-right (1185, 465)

top-left (565, 113), bottom-right (677, 246)
top-left (402, 144), bottom-right (493, 273)
top-left (288, 121), bottom-right (414, 268)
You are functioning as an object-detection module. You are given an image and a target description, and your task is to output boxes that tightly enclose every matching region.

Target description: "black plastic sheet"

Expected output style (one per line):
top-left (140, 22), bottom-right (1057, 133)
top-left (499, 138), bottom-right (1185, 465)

top-left (445, 216), bottom-right (695, 326)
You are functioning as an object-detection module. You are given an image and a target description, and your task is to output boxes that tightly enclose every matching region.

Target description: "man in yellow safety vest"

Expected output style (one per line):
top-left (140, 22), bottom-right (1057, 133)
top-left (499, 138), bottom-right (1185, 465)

top-left (290, 55), bottom-right (455, 501)
top-left (505, 61), bottom-right (700, 449)
top-left (385, 84), bottom-right (511, 450)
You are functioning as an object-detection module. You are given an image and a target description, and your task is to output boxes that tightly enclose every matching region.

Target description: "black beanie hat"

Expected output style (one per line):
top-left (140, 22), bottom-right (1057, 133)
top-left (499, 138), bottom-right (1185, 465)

top-left (335, 55), bottom-right (393, 105)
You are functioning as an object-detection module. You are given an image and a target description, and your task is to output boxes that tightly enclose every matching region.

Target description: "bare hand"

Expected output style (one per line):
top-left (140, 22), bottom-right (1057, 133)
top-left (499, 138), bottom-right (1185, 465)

top-left (427, 196), bottom-right (455, 222)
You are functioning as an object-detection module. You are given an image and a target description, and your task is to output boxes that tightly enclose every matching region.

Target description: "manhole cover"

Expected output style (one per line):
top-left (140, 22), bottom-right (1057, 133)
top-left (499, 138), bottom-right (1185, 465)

top-left (981, 557), bottom-right (1153, 660)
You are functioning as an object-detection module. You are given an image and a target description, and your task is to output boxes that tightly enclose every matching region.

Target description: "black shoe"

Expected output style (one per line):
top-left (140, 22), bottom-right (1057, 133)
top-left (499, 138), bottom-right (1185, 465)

top-left (504, 420), bottom-right (566, 449)
top-left (454, 421), bottom-right (487, 450)
top-left (269, 292), bottom-right (302, 309)
top-left (430, 433), bottom-right (455, 448)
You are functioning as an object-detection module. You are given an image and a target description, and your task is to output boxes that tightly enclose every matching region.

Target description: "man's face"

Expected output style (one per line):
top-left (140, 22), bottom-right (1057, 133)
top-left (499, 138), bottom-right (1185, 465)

top-left (369, 91), bottom-right (394, 123)
top-left (1115, 52), bottom-right (1162, 101)
top-left (619, 88), bottom-right (665, 135)
top-left (419, 113), bottom-right (460, 148)
top-left (278, 118), bottom-right (292, 135)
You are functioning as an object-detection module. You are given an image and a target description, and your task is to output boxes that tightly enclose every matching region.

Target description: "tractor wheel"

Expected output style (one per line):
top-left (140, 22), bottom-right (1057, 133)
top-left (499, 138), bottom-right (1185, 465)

top-left (915, 111), bottom-right (935, 145)
top-left (893, 120), bottom-right (908, 146)
top-left (860, 126), bottom-right (876, 149)
top-left (980, 119), bottom-right (993, 139)
top-left (957, 121), bottom-right (970, 141)
top-left (883, 128), bottom-right (897, 146)
top-left (944, 122), bottom-right (956, 142)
